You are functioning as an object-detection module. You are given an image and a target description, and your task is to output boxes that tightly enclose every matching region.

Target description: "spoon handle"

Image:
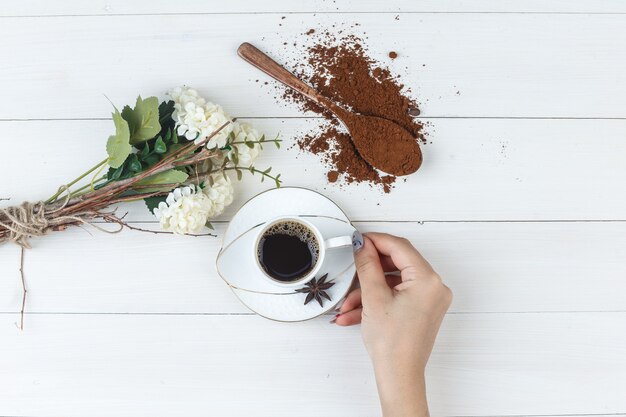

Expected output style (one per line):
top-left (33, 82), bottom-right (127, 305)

top-left (237, 42), bottom-right (324, 105)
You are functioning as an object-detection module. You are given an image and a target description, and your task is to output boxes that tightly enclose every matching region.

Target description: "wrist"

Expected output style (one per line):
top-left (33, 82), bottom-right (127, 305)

top-left (369, 343), bottom-right (427, 377)
top-left (374, 358), bottom-right (425, 395)
top-left (373, 358), bottom-right (428, 417)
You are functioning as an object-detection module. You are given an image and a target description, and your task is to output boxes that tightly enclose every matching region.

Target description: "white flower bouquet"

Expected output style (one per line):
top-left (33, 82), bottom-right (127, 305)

top-left (0, 86), bottom-right (281, 329)
top-left (0, 85), bottom-right (281, 243)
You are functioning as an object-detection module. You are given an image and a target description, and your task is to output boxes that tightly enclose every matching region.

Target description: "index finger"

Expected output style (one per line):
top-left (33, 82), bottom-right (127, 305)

top-left (354, 236), bottom-right (393, 304)
top-left (364, 232), bottom-right (435, 277)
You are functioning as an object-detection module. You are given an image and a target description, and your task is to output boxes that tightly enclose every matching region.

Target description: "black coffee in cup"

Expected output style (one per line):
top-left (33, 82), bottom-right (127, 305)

top-left (258, 220), bottom-right (320, 282)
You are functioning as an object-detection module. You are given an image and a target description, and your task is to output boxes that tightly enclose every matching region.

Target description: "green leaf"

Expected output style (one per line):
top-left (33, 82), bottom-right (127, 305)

top-left (106, 109), bottom-right (132, 169)
top-left (108, 165), bottom-right (124, 181)
top-left (164, 129), bottom-right (172, 142)
top-left (154, 136), bottom-right (167, 154)
top-left (122, 96), bottom-right (161, 145)
top-left (158, 100), bottom-right (175, 126)
top-left (171, 129), bottom-right (179, 144)
top-left (206, 221), bottom-right (214, 230)
top-left (245, 140), bottom-right (255, 149)
top-left (230, 146), bottom-right (239, 165)
top-left (144, 195), bottom-right (167, 213)
top-left (136, 169), bottom-right (189, 189)
top-left (143, 154), bottom-right (160, 167)
top-left (164, 143), bottom-right (184, 157)
top-left (128, 154), bottom-right (142, 173)
top-left (236, 169), bottom-right (243, 181)
top-left (140, 143), bottom-right (150, 158)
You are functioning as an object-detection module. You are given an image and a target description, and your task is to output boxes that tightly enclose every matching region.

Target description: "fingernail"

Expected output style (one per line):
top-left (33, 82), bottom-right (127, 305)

top-left (334, 298), bottom-right (345, 312)
top-left (329, 314), bottom-right (340, 324)
top-left (352, 230), bottom-right (364, 252)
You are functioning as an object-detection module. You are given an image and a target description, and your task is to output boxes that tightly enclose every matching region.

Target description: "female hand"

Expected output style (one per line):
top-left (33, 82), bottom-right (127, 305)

top-left (334, 232), bottom-right (452, 417)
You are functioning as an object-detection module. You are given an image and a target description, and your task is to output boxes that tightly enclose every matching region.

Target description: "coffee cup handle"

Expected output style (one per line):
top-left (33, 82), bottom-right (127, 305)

top-left (324, 235), bottom-right (354, 250)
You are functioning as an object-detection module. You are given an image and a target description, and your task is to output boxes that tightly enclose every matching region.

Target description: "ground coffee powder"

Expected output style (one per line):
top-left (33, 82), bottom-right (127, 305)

top-left (280, 31), bottom-right (425, 192)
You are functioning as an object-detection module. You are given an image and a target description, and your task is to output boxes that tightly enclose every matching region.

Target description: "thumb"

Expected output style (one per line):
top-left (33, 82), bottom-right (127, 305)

top-left (354, 235), bottom-right (392, 303)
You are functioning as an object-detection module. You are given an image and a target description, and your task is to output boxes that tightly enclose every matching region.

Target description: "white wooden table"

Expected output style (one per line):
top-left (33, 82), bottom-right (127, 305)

top-left (1, 1), bottom-right (626, 416)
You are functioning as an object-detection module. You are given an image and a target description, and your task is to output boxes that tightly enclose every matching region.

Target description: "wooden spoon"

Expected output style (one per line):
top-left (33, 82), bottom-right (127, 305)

top-left (237, 42), bottom-right (422, 176)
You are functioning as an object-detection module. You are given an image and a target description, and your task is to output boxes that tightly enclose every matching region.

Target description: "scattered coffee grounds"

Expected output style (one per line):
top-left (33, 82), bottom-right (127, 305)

top-left (305, 123), bottom-right (397, 192)
top-left (306, 29), bottom-right (316, 35)
top-left (277, 31), bottom-right (425, 192)
top-left (388, 51), bottom-right (398, 59)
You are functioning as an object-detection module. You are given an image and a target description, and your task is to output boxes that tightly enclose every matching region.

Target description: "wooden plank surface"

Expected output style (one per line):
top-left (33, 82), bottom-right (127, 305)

top-left (2, 118), bottom-right (625, 222)
top-left (0, 313), bottom-right (625, 417)
top-left (2, 1), bottom-right (625, 416)
top-left (2, 14), bottom-right (626, 119)
top-left (1, 221), bottom-right (624, 314)
top-left (4, 0), bottom-right (626, 16)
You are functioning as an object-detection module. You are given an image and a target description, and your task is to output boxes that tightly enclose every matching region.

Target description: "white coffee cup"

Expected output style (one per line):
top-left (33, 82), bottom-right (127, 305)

top-left (254, 217), bottom-right (353, 288)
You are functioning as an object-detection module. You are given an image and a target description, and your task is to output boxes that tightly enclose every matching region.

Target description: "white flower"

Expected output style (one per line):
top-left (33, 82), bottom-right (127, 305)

top-left (202, 174), bottom-right (234, 217)
top-left (227, 121), bottom-right (261, 166)
top-left (153, 186), bottom-right (212, 234)
top-left (168, 86), bottom-right (233, 149)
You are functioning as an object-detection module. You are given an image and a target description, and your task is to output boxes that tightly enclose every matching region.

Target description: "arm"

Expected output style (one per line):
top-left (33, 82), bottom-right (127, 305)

top-left (334, 232), bottom-right (452, 417)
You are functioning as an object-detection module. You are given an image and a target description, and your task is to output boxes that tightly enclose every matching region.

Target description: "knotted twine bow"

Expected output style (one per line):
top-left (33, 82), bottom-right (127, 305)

top-left (0, 201), bottom-right (85, 249)
top-left (0, 183), bottom-right (126, 249)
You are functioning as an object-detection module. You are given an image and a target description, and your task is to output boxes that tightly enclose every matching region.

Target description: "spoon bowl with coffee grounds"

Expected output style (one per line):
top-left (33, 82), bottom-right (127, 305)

top-left (237, 42), bottom-right (422, 176)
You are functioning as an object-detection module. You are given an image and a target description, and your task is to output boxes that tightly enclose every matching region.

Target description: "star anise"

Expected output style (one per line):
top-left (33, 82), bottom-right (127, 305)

top-left (294, 273), bottom-right (335, 307)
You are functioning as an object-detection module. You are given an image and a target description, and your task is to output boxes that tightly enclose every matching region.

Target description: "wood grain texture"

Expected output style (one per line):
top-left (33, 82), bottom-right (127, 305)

top-left (1, 221), bottom-right (624, 314)
top-left (0, 313), bottom-right (625, 417)
top-left (1, 118), bottom-right (625, 222)
top-left (1, 1), bottom-right (625, 416)
top-left (2, 14), bottom-right (626, 119)
top-left (4, 0), bottom-right (626, 16)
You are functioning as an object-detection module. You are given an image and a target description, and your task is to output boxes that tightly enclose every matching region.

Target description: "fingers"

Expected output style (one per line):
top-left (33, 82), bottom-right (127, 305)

top-left (339, 288), bottom-right (362, 314)
top-left (353, 236), bottom-right (393, 304)
top-left (365, 232), bottom-right (435, 278)
top-left (384, 274), bottom-right (403, 288)
top-left (380, 255), bottom-right (398, 272)
top-left (333, 307), bottom-right (362, 326)
top-left (338, 274), bottom-right (401, 315)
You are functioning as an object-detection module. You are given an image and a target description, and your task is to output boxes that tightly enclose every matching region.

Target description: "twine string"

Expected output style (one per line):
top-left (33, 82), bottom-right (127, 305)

top-left (0, 188), bottom-right (122, 249)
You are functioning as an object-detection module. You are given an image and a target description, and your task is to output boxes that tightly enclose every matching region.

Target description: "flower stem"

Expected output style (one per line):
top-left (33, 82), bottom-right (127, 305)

top-left (59, 121), bottom-right (232, 217)
top-left (229, 139), bottom-right (282, 145)
top-left (46, 158), bottom-right (108, 203)
top-left (68, 175), bottom-right (107, 199)
top-left (219, 166), bottom-right (282, 187)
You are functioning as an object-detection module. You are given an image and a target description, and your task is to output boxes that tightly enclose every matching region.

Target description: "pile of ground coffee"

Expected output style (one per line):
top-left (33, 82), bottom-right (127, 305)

top-left (304, 124), bottom-right (396, 191)
top-left (279, 31), bottom-right (425, 192)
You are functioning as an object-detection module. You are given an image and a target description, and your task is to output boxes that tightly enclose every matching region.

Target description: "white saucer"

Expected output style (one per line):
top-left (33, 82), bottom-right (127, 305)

top-left (216, 187), bottom-right (357, 322)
